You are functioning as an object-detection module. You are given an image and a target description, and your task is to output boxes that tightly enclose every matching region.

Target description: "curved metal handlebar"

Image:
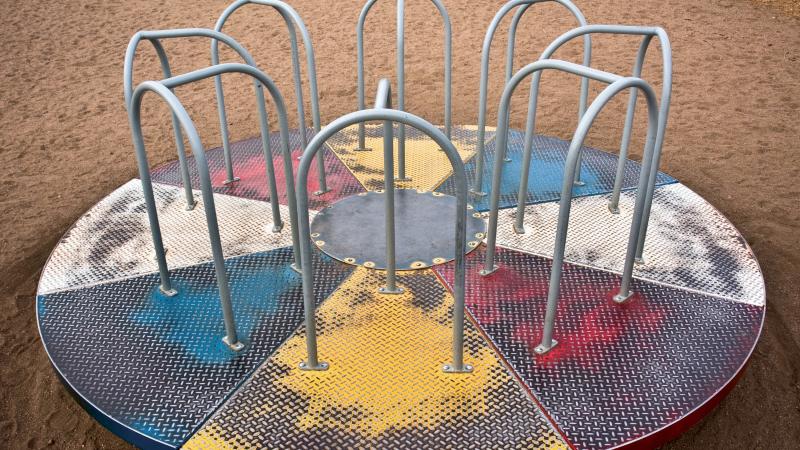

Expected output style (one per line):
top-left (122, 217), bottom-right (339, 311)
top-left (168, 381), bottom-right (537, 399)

top-left (213, 0), bottom-right (329, 193)
top-left (473, 0), bottom-right (590, 195)
top-left (295, 80), bottom-right (470, 373)
top-left (123, 28), bottom-right (262, 207)
top-left (161, 62), bottom-right (303, 271)
top-left (515, 25), bottom-right (672, 258)
top-left (128, 80), bottom-right (244, 351)
top-left (481, 59), bottom-right (660, 354)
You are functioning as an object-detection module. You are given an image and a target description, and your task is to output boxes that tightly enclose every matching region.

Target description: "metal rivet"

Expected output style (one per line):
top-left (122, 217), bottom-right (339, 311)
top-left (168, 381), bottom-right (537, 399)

top-left (432, 257), bottom-right (446, 265)
top-left (410, 261), bottom-right (427, 269)
top-left (311, 232), bottom-right (320, 238)
top-left (467, 204), bottom-right (474, 210)
top-left (315, 240), bottom-right (325, 247)
top-left (473, 212), bottom-right (482, 218)
top-left (363, 261), bottom-right (376, 268)
top-left (475, 232), bottom-right (485, 239)
top-left (432, 192), bottom-right (443, 197)
top-left (343, 257), bottom-right (356, 264)
top-left (468, 241), bottom-right (478, 247)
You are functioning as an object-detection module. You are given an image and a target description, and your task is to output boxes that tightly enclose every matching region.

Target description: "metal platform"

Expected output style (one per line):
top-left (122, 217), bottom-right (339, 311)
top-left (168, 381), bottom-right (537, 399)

top-left (37, 126), bottom-right (765, 450)
top-left (310, 189), bottom-right (486, 269)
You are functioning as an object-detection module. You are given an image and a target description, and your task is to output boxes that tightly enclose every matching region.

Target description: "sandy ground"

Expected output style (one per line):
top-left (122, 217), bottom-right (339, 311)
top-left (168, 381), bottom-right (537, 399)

top-left (1, 0), bottom-right (798, 448)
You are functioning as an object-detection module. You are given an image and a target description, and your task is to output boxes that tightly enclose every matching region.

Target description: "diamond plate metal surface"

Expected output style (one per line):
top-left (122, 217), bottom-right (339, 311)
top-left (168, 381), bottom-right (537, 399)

top-left (435, 246), bottom-right (764, 450)
top-left (149, 128), bottom-right (366, 210)
top-left (494, 183), bottom-right (765, 306)
top-left (436, 129), bottom-right (677, 211)
top-left (324, 124), bottom-right (490, 192)
top-left (38, 179), bottom-right (312, 295)
top-left (184, 267), bottom-right (567, 450)
top-left (38, 248), bottom-right (352, 448)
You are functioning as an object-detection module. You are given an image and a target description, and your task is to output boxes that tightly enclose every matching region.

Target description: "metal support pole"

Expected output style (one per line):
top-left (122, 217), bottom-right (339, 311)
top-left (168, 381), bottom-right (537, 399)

top-left (129, 80), bottom-right (245, 351)
top-left (151, 40), bottom-right (196, 210)
top-left (473, 0), bottom-right (588, 196)
top-left (609, 36), bottom-right (651, 213)
top-left (253, 86), bottom-right (284, 232)
top-left (395, 0), bottom-right (408, 181)
top-left (374, 80), bottom-right (403, 293)
top-left (356, 0), bottom-right (380, 151)
top-left (380, 118), bottom-right (402, 293)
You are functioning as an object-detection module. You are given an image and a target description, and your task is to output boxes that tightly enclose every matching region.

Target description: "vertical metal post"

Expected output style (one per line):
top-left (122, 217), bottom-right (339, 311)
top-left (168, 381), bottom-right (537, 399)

top-left (356, 0), bottom-right (379, 151)
top-left (512, 69), bottom-right (542, 234)
top-left (253, 86), bottom-right (284, 232)
top-left (380, 118), bottom-right (402, 294)
top-left (609, 36), bottom-right (651, 213)
top-left (213, 69), bottom-right (238, 185)
top-left (395, 0), bottom-right (407, 181)
top-left (636, 30), bottom-right (672, 262)
top-left (438, 0), bottom-right (452, 140)
top-left (373, 80), bottom-right (403, 293)
top-left (130, 121), bottom-right (175, 297)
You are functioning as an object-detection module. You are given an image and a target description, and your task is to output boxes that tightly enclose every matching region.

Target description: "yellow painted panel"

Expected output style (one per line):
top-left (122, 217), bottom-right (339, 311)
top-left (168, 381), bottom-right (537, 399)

top-left (324, 124), bottom-right (477, 192)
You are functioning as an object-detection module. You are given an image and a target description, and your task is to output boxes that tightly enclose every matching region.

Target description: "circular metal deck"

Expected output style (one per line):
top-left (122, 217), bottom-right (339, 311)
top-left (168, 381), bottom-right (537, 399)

top-left (37, 125), bottom-right (765, 450)
top-left (310, 189), bottom-right (485, 270)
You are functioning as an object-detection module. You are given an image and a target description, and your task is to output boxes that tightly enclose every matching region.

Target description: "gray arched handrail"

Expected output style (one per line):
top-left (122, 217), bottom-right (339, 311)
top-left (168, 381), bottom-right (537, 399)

top-left (295, 80), bottom-right (470, 374)
top-left (160, 63), bottom-right (304, 270)
top-left (129, 80), bottom-right (244, 351)
top-left (514, 26), bottom-right (671, 262)
top-left (482, 59), bottom-right (660, 354)
top-left (213, 0), bottom-right (328, 194)
top-left (123, 28), bottom-right (286, 229)
top-left (473, 0), bottom-right (590, 195)
top-left (356, 0), bottom-right (452, 181)
top-left (128, 63), bottom-right (305, 353)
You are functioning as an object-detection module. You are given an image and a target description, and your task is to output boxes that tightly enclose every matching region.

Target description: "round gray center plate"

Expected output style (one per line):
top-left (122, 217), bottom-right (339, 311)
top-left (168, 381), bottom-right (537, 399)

top-left (310, 189), bottom-right (486, 270)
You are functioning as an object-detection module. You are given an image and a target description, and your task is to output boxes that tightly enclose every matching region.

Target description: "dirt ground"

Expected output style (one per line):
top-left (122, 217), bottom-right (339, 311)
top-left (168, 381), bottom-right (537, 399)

top-left (0, 0), bottom-right (798, 448)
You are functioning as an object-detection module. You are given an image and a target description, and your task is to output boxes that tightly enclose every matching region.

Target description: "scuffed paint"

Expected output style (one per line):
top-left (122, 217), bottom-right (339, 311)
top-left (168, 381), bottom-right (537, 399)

top-left (494, 183), bottom-right (765, 305)
top-left (184, 267), bottom-right (567, 449)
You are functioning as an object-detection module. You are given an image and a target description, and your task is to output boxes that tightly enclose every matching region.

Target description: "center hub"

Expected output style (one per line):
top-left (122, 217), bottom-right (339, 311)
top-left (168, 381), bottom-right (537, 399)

top-left (310, 189), bottom-right (486, 270)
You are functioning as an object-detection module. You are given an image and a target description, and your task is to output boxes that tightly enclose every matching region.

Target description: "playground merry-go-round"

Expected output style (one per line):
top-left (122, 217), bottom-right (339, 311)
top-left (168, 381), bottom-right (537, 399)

top-left (35, 1), bottom-right (765, 449)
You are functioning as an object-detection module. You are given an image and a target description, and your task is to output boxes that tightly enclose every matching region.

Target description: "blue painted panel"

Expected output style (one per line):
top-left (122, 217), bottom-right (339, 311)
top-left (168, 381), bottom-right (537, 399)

top-left (436, 130), bottom-right (677, 211)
